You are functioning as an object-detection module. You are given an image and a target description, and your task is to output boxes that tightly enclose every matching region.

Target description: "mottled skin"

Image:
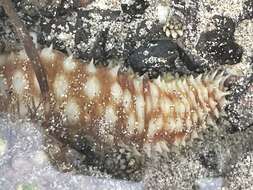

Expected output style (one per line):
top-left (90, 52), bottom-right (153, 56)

top-left (0, 47), bottom-right (230, 155)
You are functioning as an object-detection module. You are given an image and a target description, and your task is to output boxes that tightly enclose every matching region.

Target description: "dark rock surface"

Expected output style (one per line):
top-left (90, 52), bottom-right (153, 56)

top-left (196, 16), bottom-right (243, 66)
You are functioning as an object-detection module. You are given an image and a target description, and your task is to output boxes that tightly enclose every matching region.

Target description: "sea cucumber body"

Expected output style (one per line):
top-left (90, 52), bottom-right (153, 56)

top-left (0, 47), bottom-right (229, 153)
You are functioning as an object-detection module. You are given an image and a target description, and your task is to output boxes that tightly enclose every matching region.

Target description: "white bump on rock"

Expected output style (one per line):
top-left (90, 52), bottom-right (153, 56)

top-left (12, 71), bottom-right (27, 95)
top-left (54, 75), bottom-right (68, 99)
top-left (64, 99), bottom-right (80, 124)
top-left (63, 55), bottom-right (76, 72)
top-left (83, 76), bottom-right (101, 98)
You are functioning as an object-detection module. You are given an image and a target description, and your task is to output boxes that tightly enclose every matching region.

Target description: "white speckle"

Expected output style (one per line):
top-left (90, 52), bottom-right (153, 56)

top-left (64, 99), bottom-right (80, 124)
top-left (63, 55), bottom-right (76, 72)
top-left (83, 76), bottom-right (101, 98)
top-left (53, 75), bottom-right (68, 98)
top-left (40, 44), bottom-right (55, 61)
top-left (111, 82), bottom-right (123, 102)
top-left (148, 117), bottom-right (163, 138)
top-left (12, 71), bottom-right (27, 95)
top-left (104, 105), bottom-right (118, 124)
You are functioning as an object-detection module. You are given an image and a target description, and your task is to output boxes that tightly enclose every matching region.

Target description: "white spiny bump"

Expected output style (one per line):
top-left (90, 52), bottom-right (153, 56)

top-left (127, 112), bottom-right (136, 134)
top-left (111, 82), bottom-right (123, 102)
top-left (83, 76), bottom-right (101, 98)
top-left (64, 99), bottom-right (80, 124)
top-left (143, 144), bottom-right (152, 157)
top-left (160, 141), bottom-right (170, 152)
top-left (53, 74), bottom-right (68, 98)
top-left (192, 111), bottom-right (198, 124)
top-left (174, 118), bottom-right (183, 132)
top-left (17, 49), bottom-right (28, 60)
top-left (110, 65), bottom-right (120, 77)
top-left (12, 70), bottom-right (27, 95)
top-left (63, 55), bottom-right (76, 72)
top-left (123, 90), bottom-right (132, 111)
top-left (168, 119), bottom-right (176, 131)
top-left (87, 59), bottom-right (96, 74)
top-left (40, 44), bottom-right (55, 61)
top-left (133, 79), bottom-right (143, 94)
top-left (135, 95), bottom-right (145, 132)
top-left (150, 82), bottom-right (160, 108)
top-left (148, 117), bottom-right (163, 138)
top-left (104, 105), bottom-right (118, 124)
top-left (154, 143), bottom-right (163, 153)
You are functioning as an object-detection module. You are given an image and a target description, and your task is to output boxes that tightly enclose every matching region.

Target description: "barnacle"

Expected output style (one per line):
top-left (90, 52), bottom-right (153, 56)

top-left (163, 17), bottom-right (184, 39)
top-left (0, 47), bottom-right (231, 155)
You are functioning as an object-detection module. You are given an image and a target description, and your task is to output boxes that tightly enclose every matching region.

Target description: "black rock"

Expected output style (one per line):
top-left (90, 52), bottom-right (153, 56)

top-left (196, 27), bottom-right (243, 65)
top-left (121, 0), bottom-right (149, 18)
top-left (127, 39), bottom-right (203, 78)
top-left (212, 15), bottom-right (236, 35)
top-left (242, 0), bottom-right (253, 20)
top-left (128, 40), bottom-right (179, 77)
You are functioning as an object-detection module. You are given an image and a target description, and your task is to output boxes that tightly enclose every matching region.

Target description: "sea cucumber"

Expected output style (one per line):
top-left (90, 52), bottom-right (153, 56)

top-left (0, 46), bottom-right (230, 155)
